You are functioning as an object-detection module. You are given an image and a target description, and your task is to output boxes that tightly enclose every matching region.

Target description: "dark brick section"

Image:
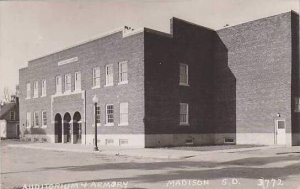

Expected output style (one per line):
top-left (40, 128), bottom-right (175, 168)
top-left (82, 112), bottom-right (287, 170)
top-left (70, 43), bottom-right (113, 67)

top-left (291, 11), bottom-right (300, 136)
top-left (144, 18), bottom-right (215, 135)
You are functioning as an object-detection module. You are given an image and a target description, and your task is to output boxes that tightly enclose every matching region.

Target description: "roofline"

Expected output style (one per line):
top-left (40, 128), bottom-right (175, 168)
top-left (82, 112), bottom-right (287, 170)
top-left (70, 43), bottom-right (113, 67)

top-left (217, 10), bottom-right (298, 32)
top-left (27, 26), bottom-right (144, 64)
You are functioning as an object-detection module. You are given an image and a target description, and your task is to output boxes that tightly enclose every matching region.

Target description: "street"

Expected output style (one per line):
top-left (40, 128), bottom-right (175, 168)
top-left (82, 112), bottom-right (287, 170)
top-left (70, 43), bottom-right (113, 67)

top-left (1, 140), bottom-right (300, 189)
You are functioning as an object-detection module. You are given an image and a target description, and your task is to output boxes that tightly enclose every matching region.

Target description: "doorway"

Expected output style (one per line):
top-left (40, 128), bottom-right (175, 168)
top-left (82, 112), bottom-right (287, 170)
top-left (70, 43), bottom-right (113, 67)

top-left (63, 113), bottom-right (71, 143)
top-left (275, 119), bottom-right (286, 145)
top-left (73, 112), bottom-right (82, 144)
top-left (54, 114), bottom-right (62, 143)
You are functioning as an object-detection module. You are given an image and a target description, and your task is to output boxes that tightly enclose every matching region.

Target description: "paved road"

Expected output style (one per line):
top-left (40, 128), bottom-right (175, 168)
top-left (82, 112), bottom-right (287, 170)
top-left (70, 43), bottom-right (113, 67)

top-left (1, 140), bottom-right (300, 189)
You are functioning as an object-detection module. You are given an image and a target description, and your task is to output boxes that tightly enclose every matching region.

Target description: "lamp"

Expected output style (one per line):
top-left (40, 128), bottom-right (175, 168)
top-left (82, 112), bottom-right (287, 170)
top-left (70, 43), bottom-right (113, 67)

top-left (93, 94), bottom-right (99, 151)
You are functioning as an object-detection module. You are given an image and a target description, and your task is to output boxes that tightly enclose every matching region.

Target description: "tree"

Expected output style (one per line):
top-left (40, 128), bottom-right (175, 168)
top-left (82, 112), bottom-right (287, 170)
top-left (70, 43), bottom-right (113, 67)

top-left (3, 87), bottom-right (12, 103)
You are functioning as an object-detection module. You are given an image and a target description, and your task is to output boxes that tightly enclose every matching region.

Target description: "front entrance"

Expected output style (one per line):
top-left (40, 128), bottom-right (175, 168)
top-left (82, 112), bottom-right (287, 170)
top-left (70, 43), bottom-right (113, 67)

top-left (54, 114), bottom-right (62, 143)
top-left (63, 113), bottom-right (71, 143)
top-left (275, 119), bottom-right (286, 145)
top-left (73, 112), bottom-right (82, 144)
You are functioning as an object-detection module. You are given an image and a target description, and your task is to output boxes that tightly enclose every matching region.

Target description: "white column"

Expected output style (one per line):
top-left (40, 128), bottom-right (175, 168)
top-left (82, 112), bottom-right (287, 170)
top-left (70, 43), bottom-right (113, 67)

top-left (61, 119), bottom-right (64, 143)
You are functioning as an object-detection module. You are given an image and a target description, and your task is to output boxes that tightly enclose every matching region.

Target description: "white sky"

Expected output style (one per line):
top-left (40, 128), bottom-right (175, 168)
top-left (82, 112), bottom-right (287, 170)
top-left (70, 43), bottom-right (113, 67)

top-left (0, 0), bottom-right (299, 100)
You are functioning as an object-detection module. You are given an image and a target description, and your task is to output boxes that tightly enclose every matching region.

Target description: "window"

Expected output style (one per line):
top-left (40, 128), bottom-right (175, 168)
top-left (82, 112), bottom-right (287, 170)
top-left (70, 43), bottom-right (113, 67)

top-left (41, 79), bottom-right (46, 96)
top-left (64, 74), bottom-right (71, 93)
top-left (106, 104), bottom-right (114, 125)
top-left (75, 72), bottom-right (81, 91)
top-left (42, 111), bottom-right (47, 127)
top-left (295, 97), bottom-right (300, 112)
top-left (26, 112), bottom-right (31, 128)
top-left (34, 111), bottom-right (40, 127)
top-left (105, 139), bottom-right (114, 145)
top-left (179, 64), bottom-right (189, 86)
top-left (92, 67), bottom-right (100, 88)
top-left (118, 61), bottom-right (128, 84)
top-left (180, 103), bottom-right (189, 125)
top-left (10, 111), bottom-right (15, 121)
top-left (33, 81), bottom-right (38, 98)
top-left (105, 64), bottom-right (113, 86)
top-left (119, 139), bottom-right (128, 146)
top-left (56, 76), bottom-right (62, 94)
top-left (26, 83), bottom-right (31, 99)
top-left (119, 102), bottom-right (128, 125)
top-left (96, 105), bottom-right (101, 126)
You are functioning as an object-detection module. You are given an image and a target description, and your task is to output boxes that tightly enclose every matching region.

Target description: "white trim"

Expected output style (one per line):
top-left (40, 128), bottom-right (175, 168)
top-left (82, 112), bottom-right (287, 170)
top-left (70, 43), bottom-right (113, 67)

top-left (179, 63), bottom-right (189, 86)
top-left (58, 57), bottom-right (78, 66)
top-left (92, 86), bottom-right (101, 89)
top-left (179, 103), bottom-right (189, 125)
top-left (41, 79), bottom-right (47, 97)
top-left (118, 123), bottom-right (128, 126)
top-left (42, 111), bottom-right (47, 128)
top-left (105, 64), bottom-right (114, 86)
top-left (106, 104), bottom-right (114, 125)
top-left (74, 71), bottom-right (81, 91)
top-left (118, 81), bottom-right (128, 85)
top-left (104, 123), bottom-right (114, 127)
top-left (52, 89), bottom-right (83, 98)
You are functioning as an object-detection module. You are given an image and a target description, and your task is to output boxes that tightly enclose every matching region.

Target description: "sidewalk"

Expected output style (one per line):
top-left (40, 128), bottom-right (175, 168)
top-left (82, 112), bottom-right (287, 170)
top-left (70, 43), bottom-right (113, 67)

top-left (7, 142), bottom-right (283, 160)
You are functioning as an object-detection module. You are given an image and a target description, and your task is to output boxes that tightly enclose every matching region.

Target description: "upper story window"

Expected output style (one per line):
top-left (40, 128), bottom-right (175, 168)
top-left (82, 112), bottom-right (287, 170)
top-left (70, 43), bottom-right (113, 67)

top-left (33, 81), bottom-right (38, 98)
top-left (26, 83), bottom-right (31, 99)
top-left (55, 76), bottom-right (62, 94)
top-left (106, 104), bottom-right (114, 126)
top-left (26, 112), bottom-right (31, 128)
top-left (119, 102), bottom-right (128, 125)
top-left (42, 111), bottom-right (47, 127)
top-left (295, 97), bottom-right (300, 112)
top-left (105, 64), bottom-right (113, 86)
top-left (179, 64), bottom-right (189, 86)
top-left (34, 111), bottom-right (40, 127)
top-left (10, 111), bottom-right (15, 121)
top-left (118, 61), bottom-right (128, 84)
top-left (93, 67), bottom-right (100, 88)
top-left (64, 74), bottom-right (71, 93)
top-left (41, 79), bottom-right (46, 96)
top-left (180, 103), bottom-right (189, 125)
top-left (75, 72), bottom-right (81, 91)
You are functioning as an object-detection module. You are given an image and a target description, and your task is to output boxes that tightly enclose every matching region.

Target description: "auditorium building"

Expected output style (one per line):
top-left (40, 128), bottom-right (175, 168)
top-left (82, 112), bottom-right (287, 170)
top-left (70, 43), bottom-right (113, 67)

top-left (19, 11), bottom-right (300, 147)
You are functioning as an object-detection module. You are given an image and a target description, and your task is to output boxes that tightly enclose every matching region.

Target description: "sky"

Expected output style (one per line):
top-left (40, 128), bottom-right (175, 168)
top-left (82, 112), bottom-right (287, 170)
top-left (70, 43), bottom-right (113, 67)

top-left (0, 0), bottom-right (299, 100)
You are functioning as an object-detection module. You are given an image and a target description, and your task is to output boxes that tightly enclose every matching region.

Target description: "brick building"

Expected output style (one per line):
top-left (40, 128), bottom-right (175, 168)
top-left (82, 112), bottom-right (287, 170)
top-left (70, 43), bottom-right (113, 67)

top-left (19, 11), bottom-right (300, 147)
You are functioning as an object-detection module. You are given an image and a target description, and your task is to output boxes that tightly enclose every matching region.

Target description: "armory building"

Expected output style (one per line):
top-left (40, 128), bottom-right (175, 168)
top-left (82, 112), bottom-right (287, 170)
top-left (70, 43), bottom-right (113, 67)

top-left (19, 11), bottom-right (300, 147)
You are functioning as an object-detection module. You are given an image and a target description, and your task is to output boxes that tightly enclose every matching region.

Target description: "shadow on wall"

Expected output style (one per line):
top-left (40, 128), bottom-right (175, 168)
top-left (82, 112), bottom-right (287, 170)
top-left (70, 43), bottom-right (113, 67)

top-left (213, 34), bottom-right (237, 143)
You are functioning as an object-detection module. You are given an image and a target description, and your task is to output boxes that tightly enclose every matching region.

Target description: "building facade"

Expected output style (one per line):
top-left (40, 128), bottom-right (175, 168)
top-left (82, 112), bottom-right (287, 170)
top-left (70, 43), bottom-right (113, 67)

top-left (19, 11), bottom-right (300, 147)
top-left (0, 96), bottom-right (20, 139)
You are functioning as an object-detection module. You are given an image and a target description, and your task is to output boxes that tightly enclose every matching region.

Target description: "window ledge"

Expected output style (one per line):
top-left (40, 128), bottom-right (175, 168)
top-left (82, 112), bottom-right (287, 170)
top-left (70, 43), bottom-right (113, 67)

top-left (180, 123), bottom-right (190, 126)
top-left (118, 81), bottom-right (128, 85)
top-left (33, 126), bottom-right (40, 128)
top-left (41, 125), bottom-right (47, 128)
top-left (104, 123), bottom-right (114, 126)
top-left (104, 84), bottom-right (114, 87)
top-left (74, 89), bottom-right (82, 92)
top-left (25, 97), bottom-right (31, 100)
top-left (33, 96), bottom-right (39, 99)
top-left (41, 95), bottom-right (47, 98)
top-left (92, 86), bottom-right (100, 89)
top-left (118, 123), bottom-right (128, 126)
top-left (179, 83), bottom-right (190, 87)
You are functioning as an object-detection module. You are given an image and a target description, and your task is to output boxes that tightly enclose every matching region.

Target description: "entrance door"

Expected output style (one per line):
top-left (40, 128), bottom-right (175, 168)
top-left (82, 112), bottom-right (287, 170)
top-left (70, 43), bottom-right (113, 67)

top-left (275, 119), bottom-right (286, 145)
top-left (73, 112), bottom-right (82, 144)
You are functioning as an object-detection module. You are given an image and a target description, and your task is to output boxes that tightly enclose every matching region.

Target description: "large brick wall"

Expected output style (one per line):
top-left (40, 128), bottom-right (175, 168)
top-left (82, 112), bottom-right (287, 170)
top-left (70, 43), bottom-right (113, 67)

top-left (214, 12), bottom-right (296, 144)
top-left (19, 31), bottom-right (145, 143)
